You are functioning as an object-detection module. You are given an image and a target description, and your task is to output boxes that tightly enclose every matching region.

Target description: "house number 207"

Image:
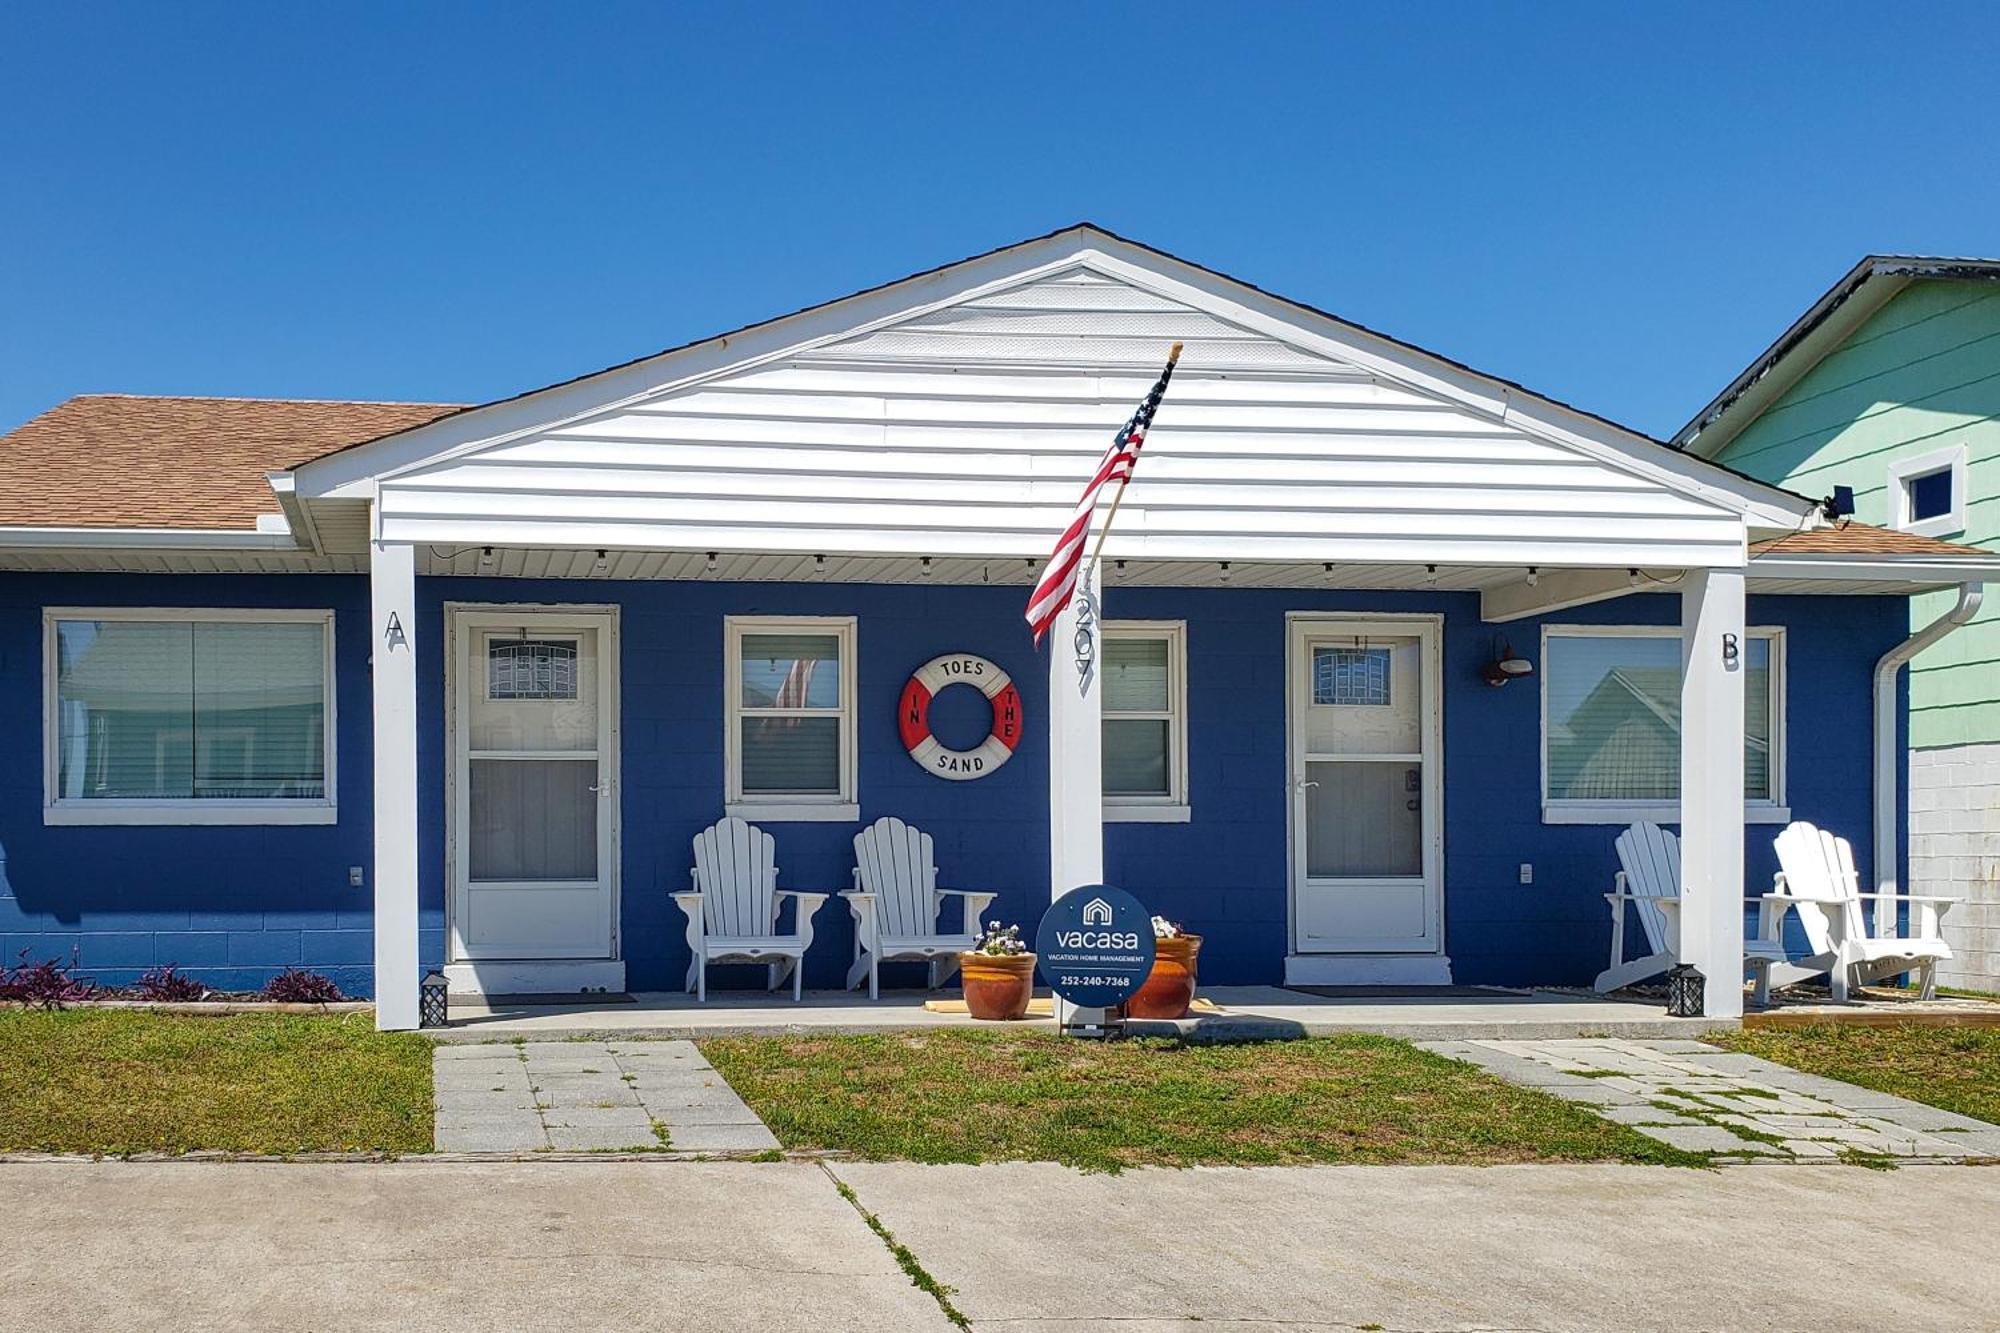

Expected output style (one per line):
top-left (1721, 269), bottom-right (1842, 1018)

top-left (1721, 632), bottom-right (1739, 667)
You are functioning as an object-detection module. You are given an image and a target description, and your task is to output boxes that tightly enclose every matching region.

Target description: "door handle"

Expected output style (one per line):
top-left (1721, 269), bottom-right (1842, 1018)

top-left (589, 782), bottom-right (613, 797)
top-left (1294, 779), bottom-right (1320, 793)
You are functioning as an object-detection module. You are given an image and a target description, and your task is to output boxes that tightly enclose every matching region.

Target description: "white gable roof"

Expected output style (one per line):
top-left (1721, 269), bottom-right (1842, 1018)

top-left (289, 225), bottom-right (1814, 569)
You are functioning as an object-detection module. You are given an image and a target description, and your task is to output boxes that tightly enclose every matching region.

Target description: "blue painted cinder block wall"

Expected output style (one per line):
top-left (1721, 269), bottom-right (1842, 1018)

top-left (0, 573), bottom-right (378, 995)
top-left (0, 571), bottom-right (1907, 996)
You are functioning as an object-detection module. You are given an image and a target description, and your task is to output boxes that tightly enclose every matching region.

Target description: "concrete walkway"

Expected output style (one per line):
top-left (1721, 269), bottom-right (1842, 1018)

top-left (7, 1159), bottom-right (1998, 1331)
top-left (1427, 1036), bottom-right (2000, 1162)
top-left (433, 1039), bottom-right (777, 1153)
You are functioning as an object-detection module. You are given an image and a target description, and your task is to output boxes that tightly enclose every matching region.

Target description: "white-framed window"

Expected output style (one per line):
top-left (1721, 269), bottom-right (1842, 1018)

top-left (1888, 445), bottom-right (1969, 538)
top-left (724, 616), bottom-right (857, 821)
top-left (43, 607), bottom-right (337, 826)
top-left (1540, 624), bottom-right (1787, 826)
top-left (1103, 621), bottom-right (1189, 822)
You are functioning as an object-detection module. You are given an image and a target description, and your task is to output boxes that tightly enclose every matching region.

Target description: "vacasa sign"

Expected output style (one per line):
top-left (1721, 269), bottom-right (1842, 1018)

top-left (1035, 884), bottom-right (1156, 1010)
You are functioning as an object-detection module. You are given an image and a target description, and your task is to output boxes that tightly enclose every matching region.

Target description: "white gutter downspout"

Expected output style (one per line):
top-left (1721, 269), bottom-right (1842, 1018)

top-left (1873, 581), bottom-right (1984, 935)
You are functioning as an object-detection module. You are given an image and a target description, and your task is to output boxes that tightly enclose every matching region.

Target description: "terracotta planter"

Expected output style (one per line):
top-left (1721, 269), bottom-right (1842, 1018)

top-left (960, 951), bottom-right (1036, 1021)
top-left (1126, 934), bottom-right (1202, 1019)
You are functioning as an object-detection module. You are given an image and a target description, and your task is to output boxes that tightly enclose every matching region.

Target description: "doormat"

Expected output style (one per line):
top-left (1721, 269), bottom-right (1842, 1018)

top-left (922, 996), bottom-right (1223, 1016)
top-left (478, 992), bottom-right (638, 1006)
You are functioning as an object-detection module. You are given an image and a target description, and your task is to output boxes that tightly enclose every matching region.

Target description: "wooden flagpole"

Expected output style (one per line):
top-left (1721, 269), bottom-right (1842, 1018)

top-left (1087, 341), bottom-right (1182, 572)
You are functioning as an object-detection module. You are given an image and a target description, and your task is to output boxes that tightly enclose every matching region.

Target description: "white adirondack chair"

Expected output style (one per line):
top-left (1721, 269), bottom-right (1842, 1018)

top-left (843, 816), bottom-right (996, 1000)
top-left (673, 817), bottom-right (828, 1002)
top-left (1771, 821), bottom-right (1956, 1001)
top-left (1595, 821), bottom-right (1826, 1005)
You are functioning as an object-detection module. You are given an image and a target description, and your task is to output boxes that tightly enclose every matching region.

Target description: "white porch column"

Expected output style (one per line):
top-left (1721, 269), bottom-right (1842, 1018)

top-left (371, 539), bottom-right (421, 1031)
top-left (1047, 573), bottom-right (1104, 1028)
top-left (1679, 567), bottom-right (1747, 1019)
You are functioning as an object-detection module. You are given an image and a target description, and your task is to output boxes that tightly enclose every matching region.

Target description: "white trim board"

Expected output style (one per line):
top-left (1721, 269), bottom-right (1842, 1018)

top-left (1283, 954), bottom-right (1456, 986)
top-left (441, 959), bottom-right (627, 996)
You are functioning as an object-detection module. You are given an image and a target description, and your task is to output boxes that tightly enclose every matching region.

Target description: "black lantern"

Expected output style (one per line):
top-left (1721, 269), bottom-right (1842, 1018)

top-left (1665, 963), bottom-right (1704, 1018)
top-left (420, 970), bottom-right (450, 1029)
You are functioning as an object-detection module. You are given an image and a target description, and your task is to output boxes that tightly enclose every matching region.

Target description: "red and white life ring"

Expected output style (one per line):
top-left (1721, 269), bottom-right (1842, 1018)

top-left (898, 654), bottom-right (1023, 781)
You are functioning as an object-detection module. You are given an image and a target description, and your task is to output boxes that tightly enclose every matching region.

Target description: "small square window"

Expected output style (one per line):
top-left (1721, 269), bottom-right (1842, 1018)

top-left (1906, 468), bottom-right (1954, 524)
top-left (45, 609), bottom-right (336, 825)
top-left (1314, 647), bottom-right (1391, 706)
top-left (488, 639), bottom-right (578, 701)
top-left (1889, 445), bottom-right (1967, 537)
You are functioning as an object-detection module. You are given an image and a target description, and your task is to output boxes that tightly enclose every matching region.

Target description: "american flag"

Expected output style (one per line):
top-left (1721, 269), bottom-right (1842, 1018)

top-left (1024, 346), bottom-right (1182, 643)
top-left (769, 653), bottom-right (818, 729)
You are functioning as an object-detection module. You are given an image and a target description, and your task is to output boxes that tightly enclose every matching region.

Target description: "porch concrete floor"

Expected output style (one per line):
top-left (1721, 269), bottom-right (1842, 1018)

top-left (437, 984), bottom-right (1737, 1042)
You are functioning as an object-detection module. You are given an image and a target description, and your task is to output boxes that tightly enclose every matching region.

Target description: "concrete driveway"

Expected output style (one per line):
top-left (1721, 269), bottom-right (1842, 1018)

top-left (834, 1160), bottom-right (2000, 1331)
top-left (4, 1158), bottom-right (1998, 1331)
top-left (0, 1160), bottom-right (952, 1333)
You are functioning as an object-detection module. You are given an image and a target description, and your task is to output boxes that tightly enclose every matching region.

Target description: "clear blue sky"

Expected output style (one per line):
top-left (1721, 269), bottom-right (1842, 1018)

top-left (4, 2), bottom-right (1996, 440)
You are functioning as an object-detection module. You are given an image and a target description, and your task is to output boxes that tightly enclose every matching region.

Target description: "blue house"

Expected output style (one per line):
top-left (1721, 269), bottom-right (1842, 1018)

top-left (2, 225), bottom-right (1992, 1028)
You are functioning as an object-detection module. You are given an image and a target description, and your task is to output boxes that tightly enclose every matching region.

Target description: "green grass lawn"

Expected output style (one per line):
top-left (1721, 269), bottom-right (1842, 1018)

top-left (701, 1030), bottom-right (1702, 1171)
top-left (0, 1010), bottom-right (433, 1155)
top-left (1711, 1024), bottom-right (2000, 1126)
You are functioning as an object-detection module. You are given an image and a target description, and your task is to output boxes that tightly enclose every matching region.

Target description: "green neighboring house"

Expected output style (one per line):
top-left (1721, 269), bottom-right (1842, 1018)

top-left (1678, 257), bottom-right (2000, 990)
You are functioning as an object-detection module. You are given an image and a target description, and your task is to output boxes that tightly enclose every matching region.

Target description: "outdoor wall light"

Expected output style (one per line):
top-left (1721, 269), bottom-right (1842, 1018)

top-left (1481, 635), bottom-right (1535, 687)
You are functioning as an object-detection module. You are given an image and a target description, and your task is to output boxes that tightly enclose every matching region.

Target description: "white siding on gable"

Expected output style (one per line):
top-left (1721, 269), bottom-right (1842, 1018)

top-left (372, 264), bottom-right (1749, 568)
top-left (826, 267), bottom-right (1339, 372)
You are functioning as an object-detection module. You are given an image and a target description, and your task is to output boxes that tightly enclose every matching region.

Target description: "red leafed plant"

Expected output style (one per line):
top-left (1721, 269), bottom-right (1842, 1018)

top-left (261, 968), bottom-right (346, 1003)
top-left (0, 948), bottom-right (97, 1009)
top-left (134, 964), bottom-right (209, 1002)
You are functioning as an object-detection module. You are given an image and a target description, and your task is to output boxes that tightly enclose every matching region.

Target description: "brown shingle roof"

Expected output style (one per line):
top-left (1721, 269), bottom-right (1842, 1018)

top-left (0, 395), bottom-right (463, 531)
top-left (1751, 524), bottom-right (1989, 558)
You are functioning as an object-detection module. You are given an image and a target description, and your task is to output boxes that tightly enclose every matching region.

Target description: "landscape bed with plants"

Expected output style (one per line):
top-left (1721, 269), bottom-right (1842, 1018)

top-left (0, 950), bottom-right (352, 1006)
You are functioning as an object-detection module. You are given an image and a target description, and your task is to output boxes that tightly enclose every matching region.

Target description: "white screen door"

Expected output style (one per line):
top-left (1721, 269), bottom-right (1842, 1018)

top-left (1288, 617), bottom-right (1442, 954)
top-left (450, 610), bottom-right (618, 961)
